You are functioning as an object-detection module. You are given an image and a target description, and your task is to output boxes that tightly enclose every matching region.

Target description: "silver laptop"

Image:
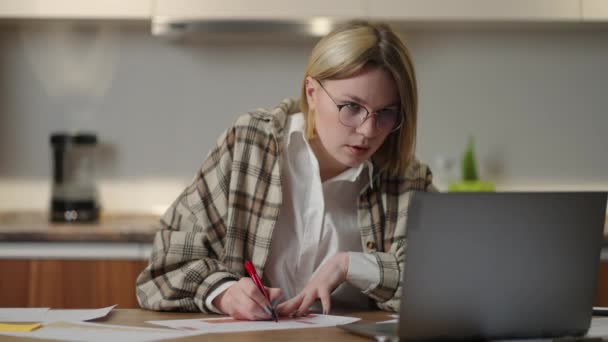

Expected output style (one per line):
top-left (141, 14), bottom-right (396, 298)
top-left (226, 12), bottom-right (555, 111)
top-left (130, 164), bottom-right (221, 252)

top-left (341, 192), bottom-right (607, 341)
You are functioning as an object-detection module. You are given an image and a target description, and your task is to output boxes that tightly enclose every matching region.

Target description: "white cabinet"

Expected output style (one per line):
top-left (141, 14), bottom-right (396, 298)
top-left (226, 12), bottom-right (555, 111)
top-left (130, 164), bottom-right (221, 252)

top-left (0, 0), bottom-right (152, 19)
top-left (582, 0), bottom-right (608, 21)
top-left (154, 0), bottom-right (366, 21)
top-left (369, 0), bottom-right (580, 22)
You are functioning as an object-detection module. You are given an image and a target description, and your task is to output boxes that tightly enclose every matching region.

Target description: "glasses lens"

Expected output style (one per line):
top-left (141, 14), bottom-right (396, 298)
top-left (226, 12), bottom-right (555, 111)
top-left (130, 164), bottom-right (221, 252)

top-left (376, 110), bottom-right (399, 131)
top-left (338, 104), bottom-right (367, 127)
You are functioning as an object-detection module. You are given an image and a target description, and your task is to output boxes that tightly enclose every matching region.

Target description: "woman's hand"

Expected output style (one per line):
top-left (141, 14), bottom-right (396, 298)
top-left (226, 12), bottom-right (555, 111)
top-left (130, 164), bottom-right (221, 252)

top-left (276, 252), bottom-right (349, 317)
top-left (212, 278), bottom-right (282, 320)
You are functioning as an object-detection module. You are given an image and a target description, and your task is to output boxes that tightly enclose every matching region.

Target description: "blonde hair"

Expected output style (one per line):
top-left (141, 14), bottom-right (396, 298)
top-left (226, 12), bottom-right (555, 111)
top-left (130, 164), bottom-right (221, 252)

top-left (300, 20), bottom-right (418, 177)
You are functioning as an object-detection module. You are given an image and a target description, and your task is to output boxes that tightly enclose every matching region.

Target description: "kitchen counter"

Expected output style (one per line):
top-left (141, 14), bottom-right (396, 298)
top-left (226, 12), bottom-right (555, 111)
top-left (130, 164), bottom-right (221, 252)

top-left (0, 212), bottom-right (606, 259)
top-left (0, 211), bottom-right (160, 259)
top-left (0, 211), bottom-right (159, 243)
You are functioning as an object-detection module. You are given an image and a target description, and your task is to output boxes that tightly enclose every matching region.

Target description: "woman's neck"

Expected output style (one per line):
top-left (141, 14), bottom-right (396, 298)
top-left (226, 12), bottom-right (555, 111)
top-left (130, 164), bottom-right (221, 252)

top-left (309, 137), bottom-right (348, 182)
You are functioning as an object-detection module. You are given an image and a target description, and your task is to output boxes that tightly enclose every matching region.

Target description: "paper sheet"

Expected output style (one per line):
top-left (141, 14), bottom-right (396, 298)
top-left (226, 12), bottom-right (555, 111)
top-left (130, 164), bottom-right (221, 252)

top-left (44, 305), bottom-right (117, 322)
top-left (0, 308), bottom-right (49, 322)
top-left (376, 314), bottom-right (399, 324)
top-left (147, 313), bottom-right (360, 334)
top-left (0, 305), bottom-right (116, 323)
top-left (0, 321), bottom-right (193, 342)
top-left (588, 317), bottom-right (608, 337)
top-left (376, 318), bottom-right (398, 324)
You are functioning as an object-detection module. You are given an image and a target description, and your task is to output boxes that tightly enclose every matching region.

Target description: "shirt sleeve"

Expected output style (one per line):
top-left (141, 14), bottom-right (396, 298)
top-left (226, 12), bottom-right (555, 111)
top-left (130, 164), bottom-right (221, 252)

top-left (346, 252), bottom-right (381, 292)
top-left (362, 162), bottom-right (437, 312)
top-left (205, 281), bottom-right (238, 314)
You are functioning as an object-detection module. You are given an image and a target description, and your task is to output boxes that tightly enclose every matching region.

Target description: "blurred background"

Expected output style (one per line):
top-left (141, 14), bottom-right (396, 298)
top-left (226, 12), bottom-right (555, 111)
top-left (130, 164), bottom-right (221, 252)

top-left (0, 0), bottom-right (606, 309)
top-left (0, 1), bottom-right (606, 212)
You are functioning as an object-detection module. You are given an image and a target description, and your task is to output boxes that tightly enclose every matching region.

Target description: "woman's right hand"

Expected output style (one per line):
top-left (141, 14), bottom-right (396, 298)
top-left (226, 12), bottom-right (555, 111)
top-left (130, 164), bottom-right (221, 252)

top-left (212, 278), bottom-right (282, 320)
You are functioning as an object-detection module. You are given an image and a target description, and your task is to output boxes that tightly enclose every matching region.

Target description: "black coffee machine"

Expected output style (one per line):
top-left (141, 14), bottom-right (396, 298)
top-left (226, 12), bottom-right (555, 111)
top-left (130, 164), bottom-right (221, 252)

top-left (50, 132), bottom-right (100, 223)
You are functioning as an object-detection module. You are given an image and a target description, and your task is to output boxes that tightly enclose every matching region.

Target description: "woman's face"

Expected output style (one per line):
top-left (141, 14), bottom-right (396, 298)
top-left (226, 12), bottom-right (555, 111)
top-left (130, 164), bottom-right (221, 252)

top-left (306, 66), bottom-right (399, 176)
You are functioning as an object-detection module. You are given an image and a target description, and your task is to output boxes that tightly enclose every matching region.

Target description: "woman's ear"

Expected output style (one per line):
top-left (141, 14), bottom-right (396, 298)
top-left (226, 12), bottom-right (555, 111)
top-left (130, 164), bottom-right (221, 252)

top-left (305, 76), bottom-right (316, 111)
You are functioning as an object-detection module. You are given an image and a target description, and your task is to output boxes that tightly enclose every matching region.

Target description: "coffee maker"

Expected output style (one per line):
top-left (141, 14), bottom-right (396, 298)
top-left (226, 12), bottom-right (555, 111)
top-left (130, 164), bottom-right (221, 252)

top-left (50, 132), bottom-right (100, 223)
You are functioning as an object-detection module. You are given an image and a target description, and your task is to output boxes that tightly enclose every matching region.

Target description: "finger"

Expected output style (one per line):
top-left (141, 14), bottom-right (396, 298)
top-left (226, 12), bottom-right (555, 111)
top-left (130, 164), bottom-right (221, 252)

top-left (296, 292), bottom-right (319, 317)
top-left (276, 294), bottom-right (304, 316)
top-left (239, 280), bottom-right (273, 316)
top-left (267, 287), bottom-right (283, 306)
top-left (234, 284), bottom-right (272, 320)
top-left (318, 289), bottom-right (331, 315)
top-left (267, 288), bottom-right (283, 320)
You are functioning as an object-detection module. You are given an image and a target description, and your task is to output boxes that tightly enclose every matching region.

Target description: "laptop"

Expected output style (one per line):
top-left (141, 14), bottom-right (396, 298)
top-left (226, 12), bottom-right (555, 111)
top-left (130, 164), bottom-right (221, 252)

top-left (341, 192), bottom-right (607, 341)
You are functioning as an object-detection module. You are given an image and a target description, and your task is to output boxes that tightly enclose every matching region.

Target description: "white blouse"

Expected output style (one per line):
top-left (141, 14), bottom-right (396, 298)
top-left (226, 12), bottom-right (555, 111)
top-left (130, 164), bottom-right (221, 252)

top-left (207, 112), bottom-right (380, 312)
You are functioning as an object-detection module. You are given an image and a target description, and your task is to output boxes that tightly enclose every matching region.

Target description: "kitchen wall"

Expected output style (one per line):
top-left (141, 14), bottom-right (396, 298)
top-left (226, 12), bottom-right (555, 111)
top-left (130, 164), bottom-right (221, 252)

top-left (0, 21), bottom-right (607, 213)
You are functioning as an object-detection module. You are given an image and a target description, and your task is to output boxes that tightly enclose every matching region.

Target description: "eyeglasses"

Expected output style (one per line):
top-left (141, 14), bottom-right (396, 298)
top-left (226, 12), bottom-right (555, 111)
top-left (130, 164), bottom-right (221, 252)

top-left (316, 79), bottom-right (403, 133)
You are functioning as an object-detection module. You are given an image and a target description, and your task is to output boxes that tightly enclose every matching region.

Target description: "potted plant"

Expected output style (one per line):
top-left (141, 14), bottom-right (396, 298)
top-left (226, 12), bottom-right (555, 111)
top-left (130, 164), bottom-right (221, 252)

top-left (448, 137), bottom-right (495, 192)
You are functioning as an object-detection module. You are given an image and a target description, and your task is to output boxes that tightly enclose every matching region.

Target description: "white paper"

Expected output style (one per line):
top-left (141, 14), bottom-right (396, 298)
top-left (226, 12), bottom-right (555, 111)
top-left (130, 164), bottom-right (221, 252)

top-left (147, 313), bottom-right (360, 334)
top-left (587, 317), bottom-right (608, 337)
top-left (376, 314), bottom-right (399, 324)
top-left (0, 321), bottom-right (194, 342)
top-left (0, 308), bottom-right (49, 322)
top-left (44, 305), bottom-right (117, 322)
top-left (376, 318), bottom-right (398, 324)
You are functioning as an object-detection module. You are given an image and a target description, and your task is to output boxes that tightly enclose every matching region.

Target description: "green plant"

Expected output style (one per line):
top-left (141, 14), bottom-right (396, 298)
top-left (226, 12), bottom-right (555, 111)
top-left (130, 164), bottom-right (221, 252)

top-left (462, 137), bottom-right (479, 181)
top-left (447, 136), bottom-right (495, 192)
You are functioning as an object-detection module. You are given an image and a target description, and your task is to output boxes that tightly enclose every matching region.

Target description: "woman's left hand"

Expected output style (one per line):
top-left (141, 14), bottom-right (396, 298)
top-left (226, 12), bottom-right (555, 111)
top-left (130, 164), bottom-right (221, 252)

top-left (276, 252), bottom-right (349, 317)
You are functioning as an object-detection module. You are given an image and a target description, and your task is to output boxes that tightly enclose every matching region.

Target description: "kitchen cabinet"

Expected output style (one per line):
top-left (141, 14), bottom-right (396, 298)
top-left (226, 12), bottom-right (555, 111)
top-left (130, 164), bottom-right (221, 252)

top-left (0, 259), bottom-right (148, 308)
top-left (154, 0), bottom-right (366, 21)
top-left (151, 0), bottom-right (587, 38)
top-left (0, 0), bottom-right (152, 20)
top-left (156, 0), bottom-right (581, 23)
top-left (1, 0), bottom-right (601, 30)
top-left (598, 262), bottom-right (608, 306)
top-left (582, 0), bottom-right (608, 21)
top-left (2, 259), bottom-right (607, 308)
top-left (368, 0), bottom-right (581, 22)
top-left (0, 212), bottom-right (157, 308)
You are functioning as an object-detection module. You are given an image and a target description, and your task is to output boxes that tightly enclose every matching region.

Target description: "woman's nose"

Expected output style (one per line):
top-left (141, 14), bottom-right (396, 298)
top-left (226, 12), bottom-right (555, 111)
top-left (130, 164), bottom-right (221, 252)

top-left (356, 115), bottom-right (380, 138)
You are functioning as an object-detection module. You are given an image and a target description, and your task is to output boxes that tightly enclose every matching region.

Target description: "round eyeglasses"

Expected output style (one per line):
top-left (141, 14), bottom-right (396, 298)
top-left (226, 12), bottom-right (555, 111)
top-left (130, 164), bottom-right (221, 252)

top-left (316, 79), bottom-right (403, 133)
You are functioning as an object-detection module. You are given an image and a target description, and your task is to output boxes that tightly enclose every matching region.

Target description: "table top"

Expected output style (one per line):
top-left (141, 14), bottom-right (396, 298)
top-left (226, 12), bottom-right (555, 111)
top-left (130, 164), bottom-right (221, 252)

top-left (1, 309), bottom-right (392, 342)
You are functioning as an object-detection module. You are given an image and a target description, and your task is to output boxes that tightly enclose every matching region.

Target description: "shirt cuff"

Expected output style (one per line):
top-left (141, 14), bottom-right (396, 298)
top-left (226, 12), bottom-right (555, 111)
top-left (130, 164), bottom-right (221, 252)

top-left (205, 280), bottom-right (237, 314)
top-left (346, 252), bottom-right (381, 293)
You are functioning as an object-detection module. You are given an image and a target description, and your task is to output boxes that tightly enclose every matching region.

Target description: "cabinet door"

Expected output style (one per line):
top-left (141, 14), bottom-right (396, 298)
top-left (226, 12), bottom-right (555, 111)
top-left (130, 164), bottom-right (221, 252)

top-left (582, 0), bottom-right (608, 21)
top-left (0, 0), bottom-right (151, 19)
top-left (369, 0), bottom-right (580, 21)
top-left (0, 259), bottom-right (148, 308)
top-left (597, 262), bottom-right (608, 306)
top-left (0, 260), bottom-right (29, 307)
top-left (154, 0), bottom-right (366, 21)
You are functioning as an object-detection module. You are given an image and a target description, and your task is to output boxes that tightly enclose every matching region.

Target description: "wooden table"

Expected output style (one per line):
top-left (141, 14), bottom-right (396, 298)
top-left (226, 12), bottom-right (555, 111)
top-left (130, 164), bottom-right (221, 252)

top-left (1, 309), bottom-right (392, 342)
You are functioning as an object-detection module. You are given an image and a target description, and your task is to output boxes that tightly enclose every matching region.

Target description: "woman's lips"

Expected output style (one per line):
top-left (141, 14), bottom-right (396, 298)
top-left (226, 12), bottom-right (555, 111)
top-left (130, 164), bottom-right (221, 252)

top-left (347, 145), bottom-right (369, 156)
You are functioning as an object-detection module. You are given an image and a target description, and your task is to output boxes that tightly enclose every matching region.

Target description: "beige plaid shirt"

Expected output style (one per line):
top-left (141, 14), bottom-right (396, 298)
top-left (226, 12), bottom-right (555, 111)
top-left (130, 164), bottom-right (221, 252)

top-left (135, 98), bottom-right (435, 313)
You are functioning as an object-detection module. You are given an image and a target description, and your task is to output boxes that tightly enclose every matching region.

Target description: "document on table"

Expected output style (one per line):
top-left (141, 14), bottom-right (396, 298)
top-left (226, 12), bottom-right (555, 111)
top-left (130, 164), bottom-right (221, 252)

top-left (43, 305), bottom-right (116, 322)
top-left (0, 321), bottom-right (193, 342)
top-left (588, 317), bottom-right (608, 337)
top-left (147, 314), bottom-right (361, 334)
top-left (0, 308), bottom-right (49, 322)
top-left (0, 306), bottom-right (116, 323)
top-left (376, 314), bottom-right (399, 324)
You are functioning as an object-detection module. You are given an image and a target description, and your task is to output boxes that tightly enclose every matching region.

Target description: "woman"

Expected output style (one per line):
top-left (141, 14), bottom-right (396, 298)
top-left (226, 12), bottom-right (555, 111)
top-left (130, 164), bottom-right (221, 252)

top-left (136, 20), bottom-right (435, 320)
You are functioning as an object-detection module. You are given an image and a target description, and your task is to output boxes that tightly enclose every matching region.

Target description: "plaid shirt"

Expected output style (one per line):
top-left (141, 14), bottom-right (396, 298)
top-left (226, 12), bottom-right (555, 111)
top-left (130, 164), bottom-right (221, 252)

top-left (136, 98), bottom-right (435, 313)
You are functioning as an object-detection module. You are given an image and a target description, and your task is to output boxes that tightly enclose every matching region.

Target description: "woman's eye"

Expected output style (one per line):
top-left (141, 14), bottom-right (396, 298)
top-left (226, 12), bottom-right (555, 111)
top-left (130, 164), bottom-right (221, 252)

top-left (344, 103), bottom-right (361, 111)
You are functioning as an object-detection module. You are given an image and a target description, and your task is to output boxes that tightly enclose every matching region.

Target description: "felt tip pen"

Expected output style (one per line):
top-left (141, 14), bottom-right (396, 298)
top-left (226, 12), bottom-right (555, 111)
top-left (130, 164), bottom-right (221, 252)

top-left (244, 260), bottom-right (279, 322)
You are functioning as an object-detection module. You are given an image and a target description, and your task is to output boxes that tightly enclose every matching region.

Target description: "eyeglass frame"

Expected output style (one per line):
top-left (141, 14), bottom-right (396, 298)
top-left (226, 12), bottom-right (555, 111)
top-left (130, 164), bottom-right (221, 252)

top-left (314, 79), bottom-right (404, 133)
